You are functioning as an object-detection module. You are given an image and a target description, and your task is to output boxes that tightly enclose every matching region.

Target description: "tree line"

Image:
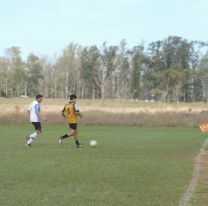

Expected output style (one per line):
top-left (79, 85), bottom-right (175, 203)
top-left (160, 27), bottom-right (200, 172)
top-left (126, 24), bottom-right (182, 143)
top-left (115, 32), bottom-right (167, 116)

top-left (0, 36), bottom-right (208, 102)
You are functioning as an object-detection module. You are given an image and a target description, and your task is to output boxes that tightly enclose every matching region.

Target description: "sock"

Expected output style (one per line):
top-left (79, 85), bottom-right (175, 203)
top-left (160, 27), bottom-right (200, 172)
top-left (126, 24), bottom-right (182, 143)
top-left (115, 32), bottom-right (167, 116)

top-left (27, 132), bottom-right (38, 144)
top-left (61, 134), bottom-right (69, 139)
top-left (75, 140), bottom-right (80, 145)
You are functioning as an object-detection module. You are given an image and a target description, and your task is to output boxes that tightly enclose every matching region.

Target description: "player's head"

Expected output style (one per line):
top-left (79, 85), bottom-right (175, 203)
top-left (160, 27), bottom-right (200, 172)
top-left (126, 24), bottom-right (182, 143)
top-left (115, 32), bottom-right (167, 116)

top-left (69, 94), bottom-right (77, 102)
top-left (36, 94), bottom-right (44, 103)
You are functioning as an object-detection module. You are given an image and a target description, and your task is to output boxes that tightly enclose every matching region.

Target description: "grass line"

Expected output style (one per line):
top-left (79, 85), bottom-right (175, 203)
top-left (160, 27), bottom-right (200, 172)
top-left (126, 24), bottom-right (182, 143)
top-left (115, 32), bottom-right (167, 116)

top-left (179, 138), bottom-right (208, 206)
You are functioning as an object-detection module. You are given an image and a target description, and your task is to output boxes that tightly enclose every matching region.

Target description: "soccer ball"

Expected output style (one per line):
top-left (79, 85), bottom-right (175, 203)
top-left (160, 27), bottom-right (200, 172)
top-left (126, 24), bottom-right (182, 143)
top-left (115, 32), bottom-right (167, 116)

top-left (90, 140), bottom-right (97, 147)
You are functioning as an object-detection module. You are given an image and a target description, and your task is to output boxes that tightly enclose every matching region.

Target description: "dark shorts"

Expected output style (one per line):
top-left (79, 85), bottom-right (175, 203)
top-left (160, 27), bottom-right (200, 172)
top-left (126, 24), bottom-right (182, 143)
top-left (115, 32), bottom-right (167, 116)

top-left (68, 123), bottom-right (77, 130)
top-left (32, 122), bottom-right (42, 131)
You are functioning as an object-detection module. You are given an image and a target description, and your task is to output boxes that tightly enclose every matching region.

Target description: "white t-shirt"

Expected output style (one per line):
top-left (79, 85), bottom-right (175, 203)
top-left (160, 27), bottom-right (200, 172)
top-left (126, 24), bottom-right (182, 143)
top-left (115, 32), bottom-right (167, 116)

top-left (28, 100), bottom-right (41, 122)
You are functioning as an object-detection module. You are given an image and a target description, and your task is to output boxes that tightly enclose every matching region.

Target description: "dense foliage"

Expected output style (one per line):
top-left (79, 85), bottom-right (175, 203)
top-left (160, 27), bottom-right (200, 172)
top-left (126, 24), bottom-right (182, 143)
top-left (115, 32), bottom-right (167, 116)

top-left (0, 36), bottom-right (208, 102)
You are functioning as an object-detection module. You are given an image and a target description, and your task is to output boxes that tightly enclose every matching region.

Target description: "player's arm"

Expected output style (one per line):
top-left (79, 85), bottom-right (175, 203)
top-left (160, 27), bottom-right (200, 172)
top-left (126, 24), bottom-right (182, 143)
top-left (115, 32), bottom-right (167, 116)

top-left (75, 104), bottom-right (83, 118)
top-left (35, 105), bottom-right (47, 121)
top-left (61, 106), bottom-right (66, 118)
top-left (76, 112), bottom-right (83, 118)
top-left (36, 111), bottom-right (47, 121)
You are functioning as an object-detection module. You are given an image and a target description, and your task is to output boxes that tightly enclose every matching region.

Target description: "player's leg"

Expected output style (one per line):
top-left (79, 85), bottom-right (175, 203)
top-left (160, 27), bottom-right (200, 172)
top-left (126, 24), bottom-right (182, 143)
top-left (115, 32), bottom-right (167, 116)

top-left (25, 122), bottom-right (41, 147)
top-left (58, 123), bottom-right (76, 143)
top-left (58, 133), bottom-right (69, 143)
top-left (73, 130), bottom-right (82, 148)
top-left (59, 124), bottom-right (82, 147)
top-left (58, 123), bottom-right (72, 143)
top-left (70, 124), bottom-right (82, 148)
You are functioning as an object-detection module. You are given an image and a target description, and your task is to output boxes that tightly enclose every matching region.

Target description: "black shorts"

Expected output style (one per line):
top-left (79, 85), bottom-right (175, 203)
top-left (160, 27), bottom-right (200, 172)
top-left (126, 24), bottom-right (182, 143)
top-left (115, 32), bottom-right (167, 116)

top-left (32, 122), bottom-right (42, 130)
top-left (68, 123), bottom-right (77, 130)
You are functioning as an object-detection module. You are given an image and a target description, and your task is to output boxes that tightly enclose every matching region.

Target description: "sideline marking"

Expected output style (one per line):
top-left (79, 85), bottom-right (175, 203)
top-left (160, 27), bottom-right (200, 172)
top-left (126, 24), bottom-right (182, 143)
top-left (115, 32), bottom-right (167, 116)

top-left (179, 138), bottom-right (208, 206)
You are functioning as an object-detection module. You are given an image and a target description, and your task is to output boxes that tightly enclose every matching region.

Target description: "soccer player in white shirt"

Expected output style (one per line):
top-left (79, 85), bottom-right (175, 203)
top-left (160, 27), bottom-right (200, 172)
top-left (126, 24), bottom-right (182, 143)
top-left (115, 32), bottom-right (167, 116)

top-left (25, 94), bottom-right (47, 147)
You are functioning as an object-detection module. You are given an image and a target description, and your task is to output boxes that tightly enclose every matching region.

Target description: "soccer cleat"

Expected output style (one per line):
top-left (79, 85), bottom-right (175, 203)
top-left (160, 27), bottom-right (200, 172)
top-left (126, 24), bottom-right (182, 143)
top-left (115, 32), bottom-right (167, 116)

top-left (25, 143), bottom-right (31, 147)
top-left (76, 144), bottom-right (83, 148)
top-left (58, 137), bottom-right (63, 144)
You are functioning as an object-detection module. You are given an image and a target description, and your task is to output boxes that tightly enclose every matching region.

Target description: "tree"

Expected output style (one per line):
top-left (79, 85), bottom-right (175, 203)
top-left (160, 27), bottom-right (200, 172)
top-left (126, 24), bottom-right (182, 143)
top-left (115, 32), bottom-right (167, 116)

top-left (198, 52), bottom-right (208, 102)
top-left (0, 37), bottom-right (206, 101)
top-left (26, 53), bottom-right (44, 96)
top-left (146, 36), bottom-right (200, 102)
top-left (129, 45), bottom-right (146, 99)
top-left (155, 64), bottom-right (186, 102)
top-left (56, 43), bottom-right (81, 98)
top-left (79, 45), bottom-right (100, 99)
top-left (0, 56), bottom-right (8, 97)
top-left (162, 36), bottom-right (198, 102)
top-left (5, 47), bottom-right (26, 97)
top-left (113, 39), bottom-right (130, 99)
top-left (94, 42), bottom-right (118, 99)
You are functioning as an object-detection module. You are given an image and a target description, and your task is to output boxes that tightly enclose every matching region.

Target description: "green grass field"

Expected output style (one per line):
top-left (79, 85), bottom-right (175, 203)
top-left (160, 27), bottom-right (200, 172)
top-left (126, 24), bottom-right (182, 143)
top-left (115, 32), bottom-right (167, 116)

top-left (0, 124), bottom-right (205, 206)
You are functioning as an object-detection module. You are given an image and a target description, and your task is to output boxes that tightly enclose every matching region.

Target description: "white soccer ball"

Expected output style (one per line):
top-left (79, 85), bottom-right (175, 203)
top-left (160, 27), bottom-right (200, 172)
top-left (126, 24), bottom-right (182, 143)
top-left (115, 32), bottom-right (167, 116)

top-left (90, 140), bottom-right (97, 147)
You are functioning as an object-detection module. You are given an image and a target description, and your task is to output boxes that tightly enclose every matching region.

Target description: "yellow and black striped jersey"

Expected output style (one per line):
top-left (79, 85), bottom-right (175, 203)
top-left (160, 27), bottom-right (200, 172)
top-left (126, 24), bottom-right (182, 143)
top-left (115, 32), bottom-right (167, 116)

top-left (62, 102), bottom-right (80, 123)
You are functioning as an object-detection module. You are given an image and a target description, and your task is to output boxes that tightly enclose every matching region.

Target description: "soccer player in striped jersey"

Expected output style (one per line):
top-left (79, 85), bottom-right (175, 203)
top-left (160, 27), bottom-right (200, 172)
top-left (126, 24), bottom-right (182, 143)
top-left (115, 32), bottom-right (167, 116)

top-left (58, 94), bottom-right (83, 148)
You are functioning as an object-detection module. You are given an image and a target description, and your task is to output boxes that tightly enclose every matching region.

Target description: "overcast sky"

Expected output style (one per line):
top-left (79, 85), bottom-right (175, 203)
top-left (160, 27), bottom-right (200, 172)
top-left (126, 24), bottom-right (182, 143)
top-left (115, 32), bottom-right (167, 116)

top-left (1, 0), bottom-right (208, 58)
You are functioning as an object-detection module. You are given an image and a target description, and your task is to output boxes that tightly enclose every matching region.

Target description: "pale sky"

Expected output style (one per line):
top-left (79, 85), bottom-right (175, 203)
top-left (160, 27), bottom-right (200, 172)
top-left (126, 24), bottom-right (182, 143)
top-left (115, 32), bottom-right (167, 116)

top-left (1, 0), bottom-right (208, 59)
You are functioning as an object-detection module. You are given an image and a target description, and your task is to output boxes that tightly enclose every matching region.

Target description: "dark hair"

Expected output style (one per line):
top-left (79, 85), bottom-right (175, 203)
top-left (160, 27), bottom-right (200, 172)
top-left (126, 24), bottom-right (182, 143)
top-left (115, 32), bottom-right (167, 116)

top-left (69, 94), bottom-right (77, 100)
top-left (36, 94), bottom-right (43, 99)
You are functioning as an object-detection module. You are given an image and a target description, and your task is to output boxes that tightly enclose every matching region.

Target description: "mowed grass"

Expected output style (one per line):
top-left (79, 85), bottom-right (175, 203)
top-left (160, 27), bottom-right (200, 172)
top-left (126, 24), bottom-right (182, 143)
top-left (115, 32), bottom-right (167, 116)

top-left (0, 124), bottom-right (204, 206)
